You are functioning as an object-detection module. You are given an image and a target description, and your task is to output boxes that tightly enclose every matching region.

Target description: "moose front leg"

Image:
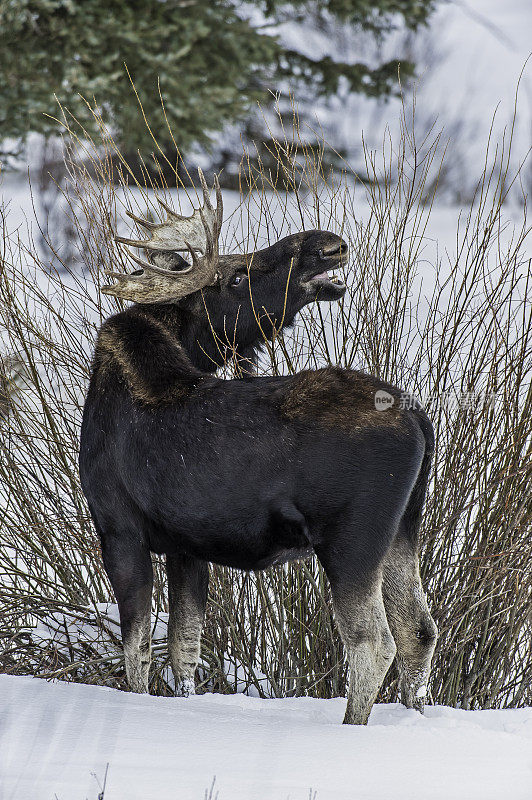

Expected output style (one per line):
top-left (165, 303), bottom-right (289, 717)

top-left (100, 536), bottom-right (153, 694)
top-left (382, 535), bottom-right (437, 712)
top-left (166, 552), bottom-right (209, 697)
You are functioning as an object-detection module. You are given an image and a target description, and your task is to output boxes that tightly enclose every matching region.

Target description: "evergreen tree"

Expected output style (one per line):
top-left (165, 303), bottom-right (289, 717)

top-left (0, 0), bottom-right (436, 156)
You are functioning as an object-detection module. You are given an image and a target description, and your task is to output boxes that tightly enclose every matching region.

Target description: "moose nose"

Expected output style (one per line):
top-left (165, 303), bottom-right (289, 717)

top-left (319, 241), bottom-right (349, 260)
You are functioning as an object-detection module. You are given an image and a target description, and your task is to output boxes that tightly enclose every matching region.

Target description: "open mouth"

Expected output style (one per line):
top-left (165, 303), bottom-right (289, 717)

top-left (304, 241), bottom-right (348, 291)
top-left (307, 270), bottom-right (345, 287)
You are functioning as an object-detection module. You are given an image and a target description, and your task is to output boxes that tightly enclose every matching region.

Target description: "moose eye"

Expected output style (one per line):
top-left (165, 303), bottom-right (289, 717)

top-left (231, 274), bottom-right (246, 287)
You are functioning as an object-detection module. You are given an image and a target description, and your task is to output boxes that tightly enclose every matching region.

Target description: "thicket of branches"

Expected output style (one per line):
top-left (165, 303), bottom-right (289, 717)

top-left (0, 96), bottom-right (530, 709)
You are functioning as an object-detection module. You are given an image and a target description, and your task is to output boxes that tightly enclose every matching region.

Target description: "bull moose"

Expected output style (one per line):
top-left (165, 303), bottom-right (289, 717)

top-left (79, 172), bottom-right (437, 724)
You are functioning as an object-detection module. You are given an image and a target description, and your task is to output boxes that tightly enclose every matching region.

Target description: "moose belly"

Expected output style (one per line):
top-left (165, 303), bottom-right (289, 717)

top-left (146, 494), bottom-right (314, 571)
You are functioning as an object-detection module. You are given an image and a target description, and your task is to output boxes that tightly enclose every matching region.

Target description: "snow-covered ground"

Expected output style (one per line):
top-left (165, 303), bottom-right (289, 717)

top-left (1, 674), bottom-right (531, 800)
top-left (2, 173), bottom-right (528, 277)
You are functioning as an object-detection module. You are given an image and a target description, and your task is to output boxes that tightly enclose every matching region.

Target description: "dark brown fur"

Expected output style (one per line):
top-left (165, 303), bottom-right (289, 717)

top-left (280, 367), bottom-right (404, 432)
top-left (95, 308), bottom-right (204, 405)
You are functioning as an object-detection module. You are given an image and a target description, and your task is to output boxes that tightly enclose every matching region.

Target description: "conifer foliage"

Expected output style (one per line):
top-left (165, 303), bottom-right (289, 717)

top-left (0, 0), bottom-right (435, 155)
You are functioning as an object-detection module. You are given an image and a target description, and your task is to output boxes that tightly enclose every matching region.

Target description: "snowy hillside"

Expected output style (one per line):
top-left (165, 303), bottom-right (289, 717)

top-left (1, 675), bottom-right (532, 800)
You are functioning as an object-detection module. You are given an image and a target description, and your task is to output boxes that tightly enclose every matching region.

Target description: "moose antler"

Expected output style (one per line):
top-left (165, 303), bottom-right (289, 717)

top-left (102, 169), bottom-right (223, 304)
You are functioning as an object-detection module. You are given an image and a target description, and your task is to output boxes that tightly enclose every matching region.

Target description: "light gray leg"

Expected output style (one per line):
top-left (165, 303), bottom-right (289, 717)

top-left (333, 579), bottom-right (397, 725)
top-left (382, 536), bottom-right (437, 712)
top-left (166, 552), bottom-right (209, 697)
top-left (123, 609), bottom-right (152, 694)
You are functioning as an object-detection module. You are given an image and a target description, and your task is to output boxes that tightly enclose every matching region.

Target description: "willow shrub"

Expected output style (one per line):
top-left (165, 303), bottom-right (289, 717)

top-left (0, 96), bottom-right (530, 708)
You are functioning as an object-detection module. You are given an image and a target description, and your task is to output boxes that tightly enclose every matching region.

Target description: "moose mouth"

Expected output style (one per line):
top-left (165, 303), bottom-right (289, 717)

top-left (307, 270), bottom-right (344, 288)
top-left (303, 240), bottom-right (348, 293)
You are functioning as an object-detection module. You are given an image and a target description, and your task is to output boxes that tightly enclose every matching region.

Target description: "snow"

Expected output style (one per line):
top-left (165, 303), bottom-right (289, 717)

top-left (1, 675), bottom-right (531, 800)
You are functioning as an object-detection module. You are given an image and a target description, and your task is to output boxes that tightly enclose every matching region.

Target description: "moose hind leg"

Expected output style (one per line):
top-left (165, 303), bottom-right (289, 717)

top-left (101, 536), bottom-right (153, 694)
top-left (166, 552), bottom-right (209, 697)
top-left (332, 579), bottom-right (396, 725)
top-left (382, 536), bottom-right (437, 712)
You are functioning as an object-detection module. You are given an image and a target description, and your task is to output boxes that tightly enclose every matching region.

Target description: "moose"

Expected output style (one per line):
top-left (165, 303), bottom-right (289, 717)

top-left (79, 172), bottom-right (437, 725)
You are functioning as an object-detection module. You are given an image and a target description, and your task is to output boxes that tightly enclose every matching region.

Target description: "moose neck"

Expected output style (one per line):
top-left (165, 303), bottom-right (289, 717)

top-left (134, 302), bottom-right (184, 342)
top-left (134, 300), bottom-right (259, 376)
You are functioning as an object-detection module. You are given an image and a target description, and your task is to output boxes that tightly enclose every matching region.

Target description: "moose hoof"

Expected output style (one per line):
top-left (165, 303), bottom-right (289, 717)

top-left (401, 682), bottom-right (427, 714)
top-left (175, 678), bottom-right (195, 697)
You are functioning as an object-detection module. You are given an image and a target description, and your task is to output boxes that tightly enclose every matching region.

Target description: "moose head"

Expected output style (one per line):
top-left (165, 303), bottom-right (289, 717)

top-left (103, 170), bottom-right (348, 371)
